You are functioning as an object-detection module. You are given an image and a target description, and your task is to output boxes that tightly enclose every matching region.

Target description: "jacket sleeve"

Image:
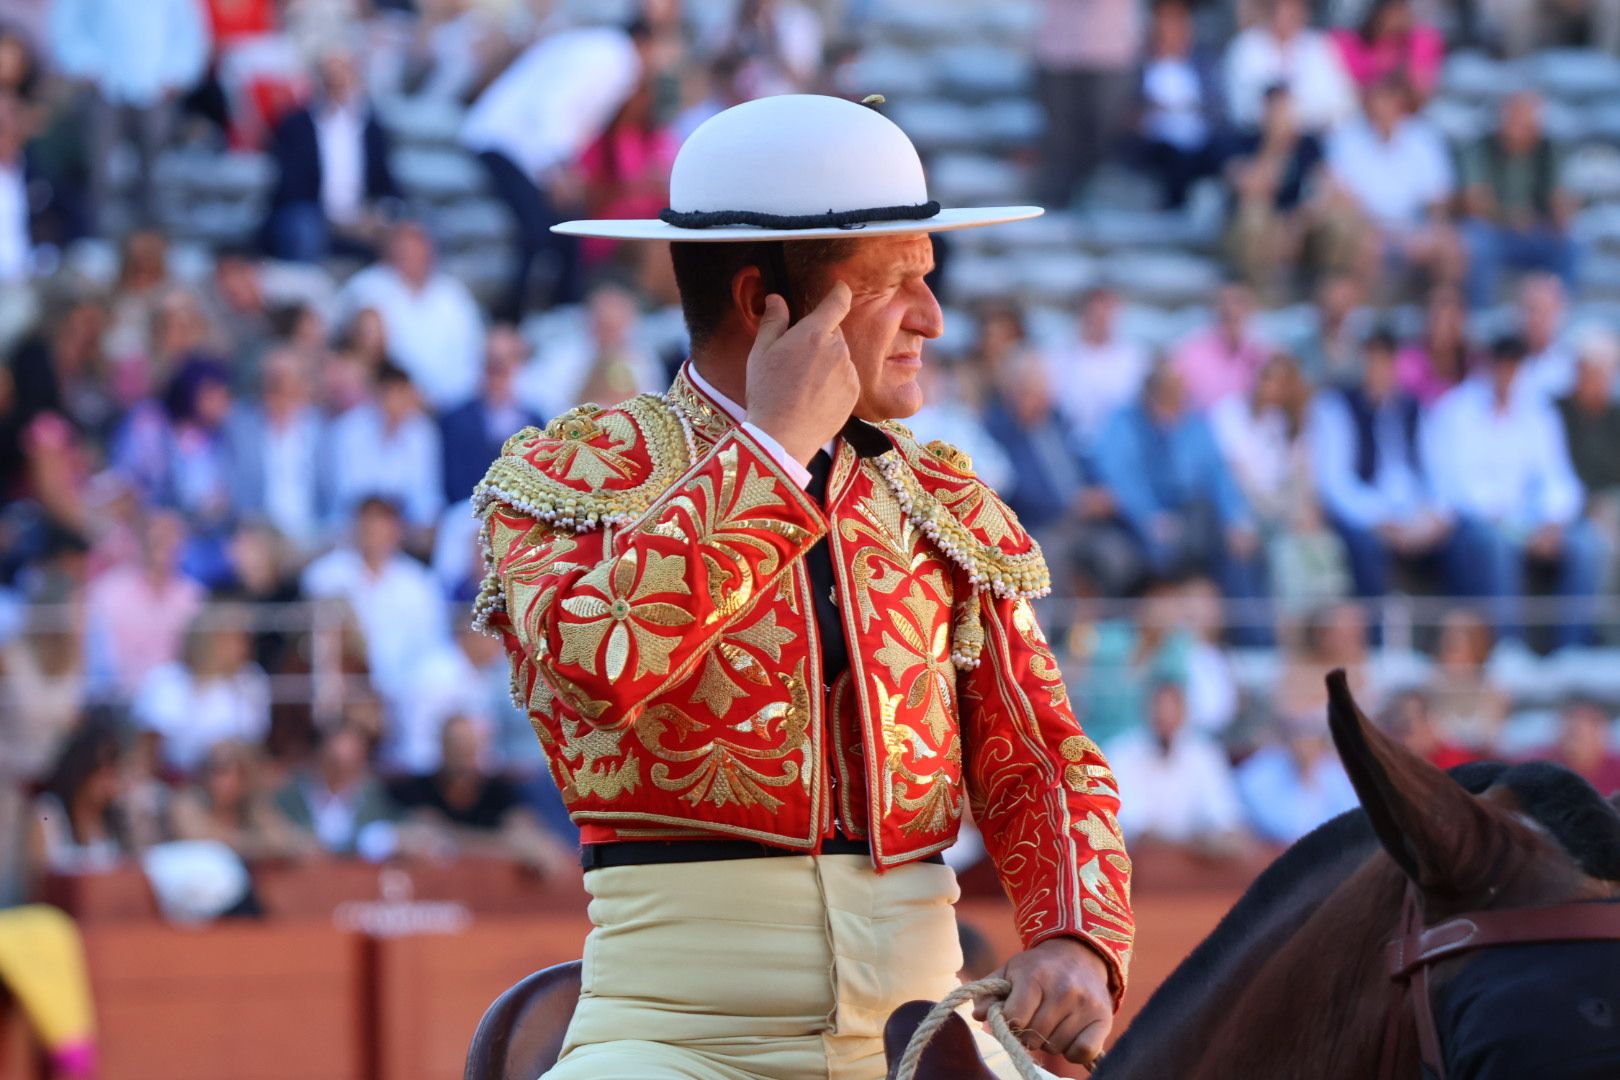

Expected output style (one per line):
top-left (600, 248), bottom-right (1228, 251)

top-left (476, 422), bottom-right (825, 728)
top-left (960, 590), bottom-right (1135, 1005)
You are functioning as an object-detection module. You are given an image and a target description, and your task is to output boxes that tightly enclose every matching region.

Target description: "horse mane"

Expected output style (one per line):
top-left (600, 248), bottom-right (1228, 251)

top-left (1491, 761), bottom-right (1620, 882)
top-left (1102, 761), bottom-right (1512, 1074)
top-left (1100, 808), bottom-right (1376, 1071)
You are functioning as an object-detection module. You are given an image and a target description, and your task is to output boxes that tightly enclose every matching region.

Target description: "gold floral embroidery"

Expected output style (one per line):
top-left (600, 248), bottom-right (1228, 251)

top-left (688, 641), bottom-right (771, 717)
top-left (732, 608), bottom-right (796, 660)
top-left (660, 445), bottom-right (814, 630)
top-left (559, 721), bottom-right (643, 801)
top-left (641, 671), bottom-right (813, 811)
top-left (530, 409), bottom-right (640, 486)
top-left (869, 583), bottom-right (955, 742)
top-left (666, 368), bottom-right (734, 445)
top-left (872, 678), bottom-right (963, 831)
top-left (895, 734), bottom-right (963, 834)
top-left (557, 549), bottom-right (694, 680)
top-left (1014, 598), bottom-right (1069, 706)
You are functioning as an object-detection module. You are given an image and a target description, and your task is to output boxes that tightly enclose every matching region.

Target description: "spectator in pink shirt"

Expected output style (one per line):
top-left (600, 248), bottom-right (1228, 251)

top-left (84, 508), bottom-right (204, 696)
top-left (1396, 284), bottom-right (1476, 405)
top-left (576, 77), bottom-right (678, 268)
top-left (1172, 282), bottom-right (1270, 409)
top-left (1330, 0), bottom-right (1445, 102)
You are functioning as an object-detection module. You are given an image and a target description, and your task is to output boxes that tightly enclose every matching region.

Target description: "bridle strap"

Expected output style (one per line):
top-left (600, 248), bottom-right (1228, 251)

top-left (1381, 890), bottom-right (1446, 1080)
top-left (1382, 893), bottom-right (1620, 1080)
top-left (1391, 900), bottom-right (1620, 977)
top-left (1377, 895), bottom-right (1418, 1080)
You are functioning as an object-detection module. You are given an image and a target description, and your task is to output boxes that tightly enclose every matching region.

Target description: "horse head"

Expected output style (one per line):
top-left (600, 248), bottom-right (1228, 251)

top-left (1324, 669), bottom-right (1620, 1078)
top-left (1099, 671), bottom-right (1620, 1080)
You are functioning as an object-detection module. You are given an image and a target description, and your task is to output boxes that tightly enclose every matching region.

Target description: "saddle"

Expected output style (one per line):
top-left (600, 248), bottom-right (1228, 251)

top-left (462, 962), bottom-right (997, 1080)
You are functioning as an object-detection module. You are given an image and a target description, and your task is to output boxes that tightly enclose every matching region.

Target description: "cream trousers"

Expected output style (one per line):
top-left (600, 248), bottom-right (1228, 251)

top-left (542, 854), bottom-right (1035, 1080)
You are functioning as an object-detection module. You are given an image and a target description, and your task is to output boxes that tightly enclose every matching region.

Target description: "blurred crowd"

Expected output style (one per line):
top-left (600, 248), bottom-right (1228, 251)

top-left (0, 0), bottom-right (1618, 910)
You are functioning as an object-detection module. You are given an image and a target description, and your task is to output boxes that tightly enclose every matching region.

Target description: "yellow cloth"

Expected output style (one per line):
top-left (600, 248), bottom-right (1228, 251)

top-left (544, 854), bottom-right (1043, 1080)
top-left (0, 905), bottom-right (95, 1050)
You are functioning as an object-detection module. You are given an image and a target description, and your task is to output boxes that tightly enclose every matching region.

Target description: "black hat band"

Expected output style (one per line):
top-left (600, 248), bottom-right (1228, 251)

top-left (659, 201), bottom-right (941, 231)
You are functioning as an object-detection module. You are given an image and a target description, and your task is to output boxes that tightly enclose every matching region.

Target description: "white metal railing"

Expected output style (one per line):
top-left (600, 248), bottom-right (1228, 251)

top-left (4, 591), bottom-right (1617, 713)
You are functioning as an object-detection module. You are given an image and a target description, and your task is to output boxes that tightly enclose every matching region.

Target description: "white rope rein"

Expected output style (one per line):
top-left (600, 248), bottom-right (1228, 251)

top-left (891, 977), bottom-right (1046, 1080)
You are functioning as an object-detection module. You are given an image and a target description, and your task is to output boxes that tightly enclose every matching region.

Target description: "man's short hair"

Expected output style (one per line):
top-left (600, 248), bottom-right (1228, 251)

top-left (356, 494), bottom-right (404, 520)
top-left (1078, 285), bottom-right (1115, 310)
top-left (1491, 333), bottom-right (1528, 364)
top-left (1363, 327), bottom-right (1399, 355)
top-left (669, 239), bottom-right (859, 349)
top-left (375, 361), bottom-right (413, 388)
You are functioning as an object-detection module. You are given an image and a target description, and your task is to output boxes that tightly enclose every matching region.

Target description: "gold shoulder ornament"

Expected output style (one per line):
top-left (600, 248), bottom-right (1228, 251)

top-left (471, 395), bottom-right (694, 532)
top-left (874, 425), bottom-right (1052, 671)
top-left (470, 394), bottom-right (694, 636)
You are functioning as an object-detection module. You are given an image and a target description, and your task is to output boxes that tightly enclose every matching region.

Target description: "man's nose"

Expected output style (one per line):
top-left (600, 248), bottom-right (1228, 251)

top-left (907, 282), bottom-right (945, 340)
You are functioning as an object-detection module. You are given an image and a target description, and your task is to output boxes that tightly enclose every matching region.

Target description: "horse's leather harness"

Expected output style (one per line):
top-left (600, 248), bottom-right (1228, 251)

top-left (1378, 889), bottom-right (1620, 1079)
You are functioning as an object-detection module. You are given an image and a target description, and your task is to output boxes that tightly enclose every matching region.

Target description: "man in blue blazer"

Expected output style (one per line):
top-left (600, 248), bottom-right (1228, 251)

top-left (261, 48), bottom-right (401, 262)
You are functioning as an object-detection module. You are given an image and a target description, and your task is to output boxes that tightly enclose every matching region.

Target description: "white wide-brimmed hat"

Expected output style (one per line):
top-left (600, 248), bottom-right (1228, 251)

top-left (553, 94), bottom-right (1042, 243)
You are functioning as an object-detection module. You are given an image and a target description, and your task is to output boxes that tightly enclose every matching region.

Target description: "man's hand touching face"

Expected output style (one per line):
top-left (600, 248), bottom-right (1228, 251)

top-left (744, 283), bottom-right (858, 466)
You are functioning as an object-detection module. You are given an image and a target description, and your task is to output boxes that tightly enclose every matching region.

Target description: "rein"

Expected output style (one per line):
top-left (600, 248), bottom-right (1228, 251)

top-left (892, 978), bottom-right (1046, 1080)
top-left (1379, 889), bottom-right (1620, 1079)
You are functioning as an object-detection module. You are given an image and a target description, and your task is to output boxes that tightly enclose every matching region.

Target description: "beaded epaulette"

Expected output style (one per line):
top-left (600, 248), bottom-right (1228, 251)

top-left (471, 395), bottom-right (694, 532)
top-left (873, 424), bottom-right (1051, 670)
top-left (470, 395), bottom-right (694, 635)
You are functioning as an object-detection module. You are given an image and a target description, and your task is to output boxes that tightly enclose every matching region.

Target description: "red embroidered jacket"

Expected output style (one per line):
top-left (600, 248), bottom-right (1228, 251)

top-left (474, 368), bottom-right (1134, 994)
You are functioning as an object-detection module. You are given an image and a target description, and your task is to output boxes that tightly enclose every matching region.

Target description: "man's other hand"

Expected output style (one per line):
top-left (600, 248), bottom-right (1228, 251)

top-left (974, 936), bottom-right (1113, 1068)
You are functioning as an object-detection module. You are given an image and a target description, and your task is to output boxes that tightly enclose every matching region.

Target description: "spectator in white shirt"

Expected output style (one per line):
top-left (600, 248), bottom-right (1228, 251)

top-left (0, 96), bottom-right (33, 282)
top-left (1425, 336), bottom-right (1605, 647)
top-left (133, 605), bottom-right (270, 775)
top-left (1046, 286), bottom-right (1149, 450)
top-left (463, 22), bottom-right (651, 319)
top-left (1107, 679), bottom-right (1251, 856)
top-left (1324, 76), bottom-right (1460, 291)
top-left (1132, 0), bottom-right (1227, 209)
top-left (1515, 273), bottom-right (1577, 402)
top-left (1213, 353), bottom-right (1349, 609)
top-left (262, 46), bottom-right (401, 264)
top-left (388, 625), bottom-right (495, 775)
top-left (515, 283), bottom-right (667, 421)
top-left (723, 0), bottom-right (825, 98)
top-left (326, 364), bottom-right (445, 535)
top-left (338, 222), bottom-right (484, 412)
top-left (227, 347), bottom-right (328, 554)
top-left (271, 721), bottom-right (401, 860)
top-left (1224, 0), bottom-right (1356, 134)
top-left (47, 0), bottom-right (209, 224)
top-left (301, 496), bottom-right (453, 716)
top-left (1311, 330), bottom-right (1451, 599)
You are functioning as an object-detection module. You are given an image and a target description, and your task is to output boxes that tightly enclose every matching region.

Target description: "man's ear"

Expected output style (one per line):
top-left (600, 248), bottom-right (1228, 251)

top-left (730, 265), bottom-right (770, 335)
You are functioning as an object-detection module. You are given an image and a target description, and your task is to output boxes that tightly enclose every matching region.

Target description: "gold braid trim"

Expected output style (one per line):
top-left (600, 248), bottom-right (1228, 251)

top-left (469, 395), bottom-right (693, 635)
top-left (873, 425), bottom-right (1051, 671)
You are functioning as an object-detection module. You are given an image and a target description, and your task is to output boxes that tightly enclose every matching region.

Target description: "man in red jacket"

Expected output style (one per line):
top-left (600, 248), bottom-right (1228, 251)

top-left (475, 94), bottom-right (1131, 1078)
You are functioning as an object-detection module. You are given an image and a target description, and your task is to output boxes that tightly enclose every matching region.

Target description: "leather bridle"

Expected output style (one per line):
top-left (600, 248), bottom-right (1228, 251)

top-left (1378, 887), bottom-right (1620, 1079)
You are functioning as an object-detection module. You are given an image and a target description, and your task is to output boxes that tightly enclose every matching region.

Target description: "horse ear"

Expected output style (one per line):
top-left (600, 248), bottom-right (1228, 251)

top-left (1325, 670), bottom-right (1505, 895)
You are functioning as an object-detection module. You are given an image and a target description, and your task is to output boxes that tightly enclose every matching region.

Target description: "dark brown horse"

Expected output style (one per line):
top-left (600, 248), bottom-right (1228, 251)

top-left (471, 671), bottom-right (1620, 1080)
top-left (1085, 671), bottom-right (1620, 1080)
